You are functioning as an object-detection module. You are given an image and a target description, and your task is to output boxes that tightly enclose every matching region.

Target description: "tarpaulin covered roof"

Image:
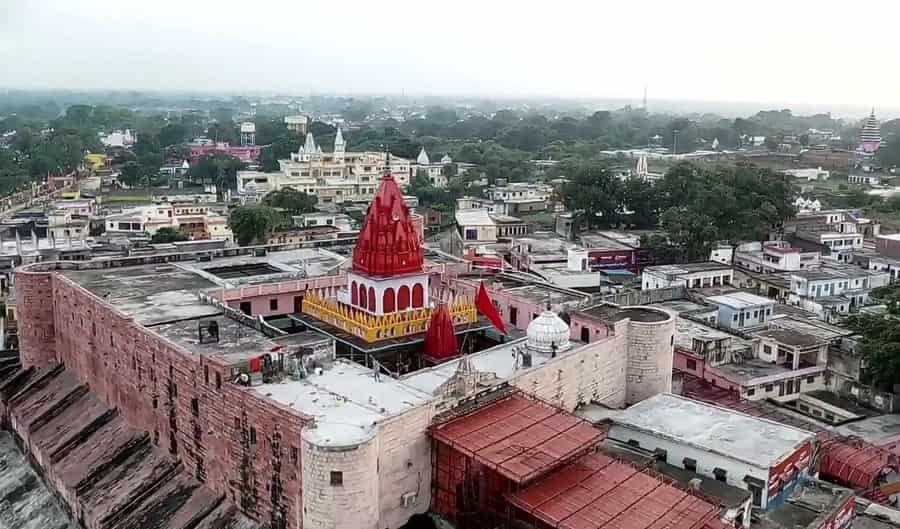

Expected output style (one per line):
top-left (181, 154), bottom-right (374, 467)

top-left (431, 393), bottom-right (603, 484)
top-left (507, 451), bottom-right (727, 529)
top-left (819, 435), bottom-right (899, 490)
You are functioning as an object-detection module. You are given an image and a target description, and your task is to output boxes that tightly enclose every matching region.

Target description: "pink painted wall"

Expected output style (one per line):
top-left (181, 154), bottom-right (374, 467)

top-left (673, 349), bottom-right (706, 379)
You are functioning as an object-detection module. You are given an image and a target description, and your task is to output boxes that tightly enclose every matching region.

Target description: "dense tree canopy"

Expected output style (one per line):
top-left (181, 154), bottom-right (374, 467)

top-left (151, 227), bottom-right (188, 244)
top-left (846, 285), bottom-right (900, 391)
top-left (262, 188), bottom-right (318, 215)
top-left (562, 161), bottom-right (796, 260)
top-left (228, 205), bottom-right (283, 246)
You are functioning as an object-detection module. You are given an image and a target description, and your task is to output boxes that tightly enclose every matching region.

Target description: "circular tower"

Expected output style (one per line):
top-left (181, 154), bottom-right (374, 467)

top-left (301, 425), bottom-right (379, 529)
top-left (619, 306), bottom-right (675, 405)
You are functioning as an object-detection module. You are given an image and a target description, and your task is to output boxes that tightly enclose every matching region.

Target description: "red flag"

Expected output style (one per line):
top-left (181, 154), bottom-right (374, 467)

top-left (476, 281), bottom-right (508, 335)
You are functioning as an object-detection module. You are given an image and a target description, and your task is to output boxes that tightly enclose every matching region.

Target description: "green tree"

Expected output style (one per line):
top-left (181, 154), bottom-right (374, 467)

top-left (262, 188), bottom-right (318, 214)
top-left (191, 155), bottom-right (245, 193)
top-left (157, 123), bottom-right (187, 147)
top-left (151, 227), bottom-right (188, 243)
top-left (846, 288), bottom-right (900, 391)
top-left (229, 205), bottom-right (282, 246)
top-left (561, 163), bottom-right (626, 235)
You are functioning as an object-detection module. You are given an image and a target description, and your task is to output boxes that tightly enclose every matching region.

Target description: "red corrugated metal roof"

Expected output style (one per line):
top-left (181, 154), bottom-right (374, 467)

top-left (508, 451), bottom-right (727, 529)
top-left (819, 435), bottom-right (898, 490)
top-left (431, 393), bottom-right (604, 484)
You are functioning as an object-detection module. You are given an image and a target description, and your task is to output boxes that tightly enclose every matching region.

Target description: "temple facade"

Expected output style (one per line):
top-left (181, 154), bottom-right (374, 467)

top-left (858, 110), bottom-right (882, 154)
top-left (236, 128), bottom-right (413, 203)
top-left (299, 171), bottom-right (479, 359)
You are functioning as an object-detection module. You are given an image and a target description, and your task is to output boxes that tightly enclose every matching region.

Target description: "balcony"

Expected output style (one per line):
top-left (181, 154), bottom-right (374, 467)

top-left (301, 292), bottom-right (478, 343)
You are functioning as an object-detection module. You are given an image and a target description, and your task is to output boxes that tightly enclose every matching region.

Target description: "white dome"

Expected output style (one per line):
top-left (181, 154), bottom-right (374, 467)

top-left (526, 310), bottom-right (571, 353)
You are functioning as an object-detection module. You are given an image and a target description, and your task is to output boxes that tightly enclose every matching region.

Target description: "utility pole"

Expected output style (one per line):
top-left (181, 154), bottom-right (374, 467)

top-left (673, 129), bottom-right (680, 155)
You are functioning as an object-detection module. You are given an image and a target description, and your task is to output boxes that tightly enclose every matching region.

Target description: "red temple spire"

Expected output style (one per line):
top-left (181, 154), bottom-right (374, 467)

top-left (352, 173), bottom-right (424, 277)
top-left (424, 302), bottom-right (458, 360)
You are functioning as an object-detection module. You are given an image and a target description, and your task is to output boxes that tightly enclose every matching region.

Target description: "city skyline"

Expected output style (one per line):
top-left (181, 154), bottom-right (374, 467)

top-left (3, 0), bottom-right (898, 110)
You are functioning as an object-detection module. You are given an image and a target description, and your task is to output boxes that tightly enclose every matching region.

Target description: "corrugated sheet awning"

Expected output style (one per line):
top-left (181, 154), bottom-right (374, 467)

top-left (507, 451), bottom-right (728, 529)
top-left (431, 393), bottom-right (604, 484)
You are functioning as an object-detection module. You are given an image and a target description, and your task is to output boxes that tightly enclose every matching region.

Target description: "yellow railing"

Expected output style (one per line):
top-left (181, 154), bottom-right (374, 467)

top-left (302, 293), bottom-right (477, 343)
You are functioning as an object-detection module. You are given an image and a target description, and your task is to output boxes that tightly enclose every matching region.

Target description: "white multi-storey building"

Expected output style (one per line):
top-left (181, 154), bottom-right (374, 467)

top-left (236, 128), bottom-right (412, 204)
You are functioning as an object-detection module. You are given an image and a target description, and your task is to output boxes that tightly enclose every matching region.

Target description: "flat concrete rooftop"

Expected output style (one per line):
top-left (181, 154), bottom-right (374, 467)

top-left (253, 359), bottom-right (431, 448)
top-left (711, 358), bottom-right (825, 384)
top-left (613, 393), bottom-right (814, 469)
top-left (580, 304), bottom-right (672, 323)
top-left (61, 265), bottom-right (221, 325)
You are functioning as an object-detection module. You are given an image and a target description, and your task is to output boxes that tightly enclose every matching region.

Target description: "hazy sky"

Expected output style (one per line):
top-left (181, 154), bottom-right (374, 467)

top-left (2, 0), bottom-right (896, 108)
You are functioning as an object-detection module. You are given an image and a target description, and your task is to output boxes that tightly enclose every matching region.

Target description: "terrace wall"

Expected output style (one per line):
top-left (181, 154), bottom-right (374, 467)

top-left (15, 264), bottom-right (311, 529)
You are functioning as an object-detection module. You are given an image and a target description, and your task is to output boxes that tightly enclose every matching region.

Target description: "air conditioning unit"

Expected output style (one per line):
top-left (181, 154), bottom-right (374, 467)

top-left (401, 492), bottom-right (418, 508)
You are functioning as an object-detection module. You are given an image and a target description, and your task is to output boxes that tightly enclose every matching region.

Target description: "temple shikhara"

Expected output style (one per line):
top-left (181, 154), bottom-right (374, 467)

top-left (298, 170), bottom-right (483, 367)
top-left (858, 110), bottom-right (882, 154)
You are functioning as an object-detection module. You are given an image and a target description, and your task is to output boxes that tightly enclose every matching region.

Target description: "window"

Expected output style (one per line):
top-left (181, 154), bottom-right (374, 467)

top-left (250, 427), bottom-right (257, 445)
top-left (683, 457), bottom-right (697, 472)
top-left (191, 398), bottom-right (199, 416)
top-left (464, 228), bottom-right (478, 240)
top-left (763, 345), bottom-right (772, 355)
top-left (747, 388), bottom-right (756, 396)
top-left (581, 327), bottom-right (590, 343)
top-left (686, 359), bottom-right (697, 371)
top-left (269, 298), bottom-right (278, 311)
top-left (807, 376), bottom-right (815, 384)
top-left (509, 307), bottom-right (518, 325)
top-left (765, 384), bottom-right (774, 392)
top-left (239, 302), bottom-right (252, 315)
top-left (713, 467), bottom-right (727, 483)
top-left (291, 446), bottom-right (299, 464)
top-left (215, 372), bottom-right (222, 390)
top-left (330, 471), bottom-right (343, 486)
top-left (627, 439), bottom-right (640, 448)
top-left (204, 365), bottom-right (209, 384)
top-left (733, 314), bottom-right (738, 322)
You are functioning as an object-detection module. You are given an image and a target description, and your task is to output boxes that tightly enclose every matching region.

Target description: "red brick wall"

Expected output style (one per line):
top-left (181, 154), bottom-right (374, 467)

top-left (17, 267), bottom-right (309, 529)
top-left (15, 270), bottom-right (56, 368)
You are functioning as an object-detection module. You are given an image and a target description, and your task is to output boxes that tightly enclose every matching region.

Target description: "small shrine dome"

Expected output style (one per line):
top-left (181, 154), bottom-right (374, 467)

top-left (526, 310), bottom-right (571, 353)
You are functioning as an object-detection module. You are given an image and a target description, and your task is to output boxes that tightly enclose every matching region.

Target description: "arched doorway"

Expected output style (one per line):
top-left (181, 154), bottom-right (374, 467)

top-left (359, 284), bottom-right (367, 309)
top-left (368, 287), bottom-right (376, 312)
top-left (383, 288), bottom-right (396, 313)
top-left (412, 283), bottom-right (424, 308)
top-left (398, 285), bottom-right (411, 310)
top-left (351, 280), bottom-right (358, 305)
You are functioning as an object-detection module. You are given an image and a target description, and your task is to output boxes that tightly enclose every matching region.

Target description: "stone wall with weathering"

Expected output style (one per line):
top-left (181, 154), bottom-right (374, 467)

top-left (511, 333), bottom-right (629, 411)
top-left (14, 269), bottom-right (56, 369)
top-left (14, 264), bottom-right (310, 529)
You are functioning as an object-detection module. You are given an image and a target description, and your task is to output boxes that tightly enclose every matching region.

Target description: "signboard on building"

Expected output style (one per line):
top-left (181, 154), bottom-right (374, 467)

top-left (768, 441), bottom-right (813, 496)
top-left (821, 495), bottom-right (854, 529)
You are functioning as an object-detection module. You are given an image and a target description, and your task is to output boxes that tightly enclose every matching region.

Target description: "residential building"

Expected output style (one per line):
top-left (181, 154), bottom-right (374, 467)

top-left (239, 122), bottom-right (256, 146)
top-left (868, 254), bottom-right (900, 282)
top-left (786, 268), bottom-right (890, 320)
top-left (188, 141), bottom-right (261, 164)
top-left (784, 168), bottom-right (830, 181)
top-left (609, 393), bottom-right (816, 510)
top-left (487, 182), bottom-right (552, 202)
top-left (848, 174), bottom-right (882, 185)
top-left (876, 233), bottom-right (900, 259)
top-left (236, 129), bottom-right (412, 203)
top-left (707, 291), bottom-right (776, 331)
top-left (734, 241), bottom-right (820, 273)
top-left (266, 226), bottom-right (342, 245)
top-left (454, 208), bottom-right (497, 245)
top-left (293, 212), bottom-right (354, 232)
top-left (52, 198), bottom-right (97, 218)
top-left (283, 114), bottom-right (309, 134)
top-left (642, 262), bottom-right (734, 290)
top-left (104, 203), bottom-right (233, 241)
